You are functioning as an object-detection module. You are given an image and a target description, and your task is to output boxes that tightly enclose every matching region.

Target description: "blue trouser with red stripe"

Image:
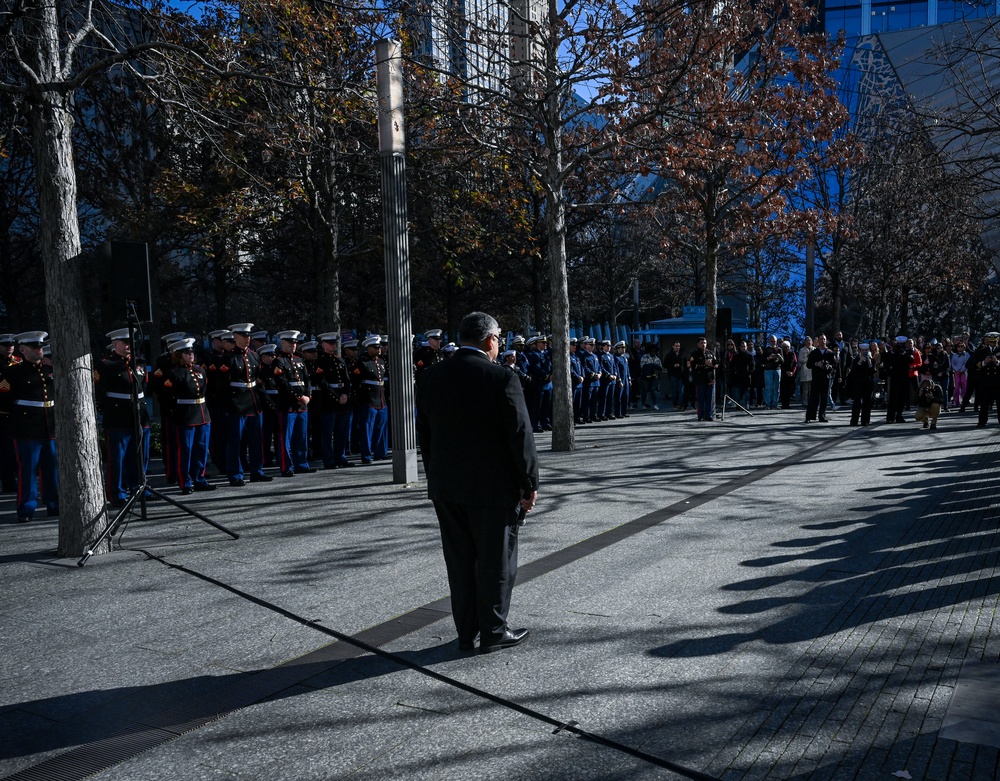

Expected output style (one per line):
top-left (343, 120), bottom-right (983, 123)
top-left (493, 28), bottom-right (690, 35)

top-left (227, 412), bottom-right (265, 480)
top-left (105, 427), bottom-right (150, 502)
top-left (359, 407), bottom-right (388, 462)
top-left (174, 424), bottom-right (210, 490)
top-left (14, 438), bottom-right (58, 519)
top-left (321, 410), bottom-right (353, 467)
top-left (278, 410), bottom-right (310, 472)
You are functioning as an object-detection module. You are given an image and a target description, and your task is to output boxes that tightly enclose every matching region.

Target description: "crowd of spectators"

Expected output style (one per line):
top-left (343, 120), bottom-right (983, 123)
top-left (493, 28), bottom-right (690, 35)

top-left (622, 329), bottom-right (994, 429)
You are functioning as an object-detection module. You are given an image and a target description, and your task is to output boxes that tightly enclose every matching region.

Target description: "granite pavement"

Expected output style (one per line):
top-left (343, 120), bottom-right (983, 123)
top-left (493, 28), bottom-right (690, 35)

top-left (1, 402), bottom-right (998, 781)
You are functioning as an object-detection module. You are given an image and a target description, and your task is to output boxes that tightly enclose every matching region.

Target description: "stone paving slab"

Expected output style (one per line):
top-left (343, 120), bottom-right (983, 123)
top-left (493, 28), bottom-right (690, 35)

top-left (1, 407), bottom-right (999, 780)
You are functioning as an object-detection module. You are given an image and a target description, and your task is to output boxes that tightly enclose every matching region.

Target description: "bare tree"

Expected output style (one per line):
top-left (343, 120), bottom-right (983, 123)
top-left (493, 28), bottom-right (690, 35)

top-left (637, 0), bottom-right (849, 346)
top-left (398, 0), bottom-right (705, 450)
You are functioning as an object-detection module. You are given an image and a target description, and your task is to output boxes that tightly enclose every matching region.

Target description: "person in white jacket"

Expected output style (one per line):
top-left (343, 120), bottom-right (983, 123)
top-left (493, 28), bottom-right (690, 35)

top-left (797, 336), bottom-right (813, 407)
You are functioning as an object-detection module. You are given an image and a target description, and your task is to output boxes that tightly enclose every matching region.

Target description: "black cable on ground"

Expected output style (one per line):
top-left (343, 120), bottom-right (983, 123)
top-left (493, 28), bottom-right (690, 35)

top-left (137, 547), bottom-right (723, 781)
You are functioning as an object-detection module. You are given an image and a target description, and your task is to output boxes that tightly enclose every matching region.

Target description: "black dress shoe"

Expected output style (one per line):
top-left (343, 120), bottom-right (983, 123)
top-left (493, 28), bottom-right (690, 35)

top-left (228, 478), bottom-right (246, 487)
top-left (193, 482), bottom-right (216, 491)
top-left (479, 627), bottom-right (529, 654)
top-left (181, 487), bottom-right (193, 495)
top-left (250, 474), bottom-right (273, 483)
top-left (17, 515), bottom-right (32, 523)
top-left (280, 470), bottom-right (295, 477)
top-left (297, 467), bottom-right (318, 474)
top-left (338, 461), bottom-right (355, 468)
top-left (818, 417), bottom-right (829, 423)
top-left (458, 639), bottom-right (477, 652)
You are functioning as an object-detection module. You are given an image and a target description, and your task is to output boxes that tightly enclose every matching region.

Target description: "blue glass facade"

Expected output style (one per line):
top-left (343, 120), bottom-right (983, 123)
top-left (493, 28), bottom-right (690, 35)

top-left (822, 0), bottom-right (995, 37)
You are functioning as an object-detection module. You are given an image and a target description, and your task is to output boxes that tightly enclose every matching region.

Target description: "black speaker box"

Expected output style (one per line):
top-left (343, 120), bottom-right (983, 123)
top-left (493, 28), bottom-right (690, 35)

top-left (716, 307), bottom-right (732, 338)
top-left (99, 241), bottom-right (153, 324)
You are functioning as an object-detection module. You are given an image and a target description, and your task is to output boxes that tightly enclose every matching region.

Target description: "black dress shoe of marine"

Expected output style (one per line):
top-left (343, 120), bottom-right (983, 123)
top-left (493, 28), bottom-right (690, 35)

top-left (297, 467), bottom-right (318, 474)
top-left (17, 514), bottom-right (32, 523)
top-left (479, 628), bottom-right (529, 654)
top-left (181, 487), bottom-right (193, 495)
top-left (228, 478), bottom-right (246, 487)
top-left (280, 470), bottom-right (295, 477)
top-left (250, 474), bottom-right (273, 483)
top-left (193, 482), bottom-right (216, 492)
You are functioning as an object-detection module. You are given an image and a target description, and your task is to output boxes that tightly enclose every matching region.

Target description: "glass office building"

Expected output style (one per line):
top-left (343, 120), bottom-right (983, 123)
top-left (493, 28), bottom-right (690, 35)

top-left (823, 0), bottom-right (997, 38)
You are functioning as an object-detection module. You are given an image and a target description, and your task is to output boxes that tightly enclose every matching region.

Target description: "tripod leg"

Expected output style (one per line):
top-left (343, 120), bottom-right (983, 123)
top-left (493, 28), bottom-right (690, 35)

top-left (77, 490), bottom-right (142, 566)
top-left (147, 487), bottom-right (240, 539)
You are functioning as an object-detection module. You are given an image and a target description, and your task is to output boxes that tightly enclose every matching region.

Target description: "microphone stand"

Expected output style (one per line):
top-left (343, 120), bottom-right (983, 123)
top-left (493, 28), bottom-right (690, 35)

top-left (79, 302), bottom-right (238, 567)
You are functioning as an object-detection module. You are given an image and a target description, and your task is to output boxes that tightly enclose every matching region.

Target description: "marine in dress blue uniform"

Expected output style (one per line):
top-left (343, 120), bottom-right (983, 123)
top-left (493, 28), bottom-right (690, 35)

top-left (255, 344), bottom-right (281, 464)
top-left (0, 332), bottom-right (58, 522)
top-left (300, 340), bottom-right (322, 462)
top-left (149, 331), bottom-right (188, 484)
top-left (204, 329), bottom-right (233, 476)
top-left (162, 338), bottom-right (215, 493)
top-left (223, 323), bottom-right (272, 486)
top-left (352, 335), bottom-right (389, 464)
top-left (271, 330), bottom-right (315, 476)
top-left (414, 328), bottom-right (444, 380)
top-left (96, 328), bottom-right (151, 506)
top-left (315, 332), bottom-right (355, 469)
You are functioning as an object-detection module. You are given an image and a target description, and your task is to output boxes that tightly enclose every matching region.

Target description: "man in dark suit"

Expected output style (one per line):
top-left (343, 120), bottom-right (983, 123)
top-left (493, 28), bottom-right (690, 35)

top-left (416, 311), bottom-right (539, 655)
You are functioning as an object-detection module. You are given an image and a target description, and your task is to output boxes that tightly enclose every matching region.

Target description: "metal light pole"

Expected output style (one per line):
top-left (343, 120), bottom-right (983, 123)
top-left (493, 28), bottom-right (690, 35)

top-left (376, 39), bottom-right (417, 484)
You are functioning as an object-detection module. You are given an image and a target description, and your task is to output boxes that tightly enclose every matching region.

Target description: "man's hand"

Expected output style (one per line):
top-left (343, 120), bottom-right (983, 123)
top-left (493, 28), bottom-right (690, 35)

top-left (520, 490), bottom-right (538, 513)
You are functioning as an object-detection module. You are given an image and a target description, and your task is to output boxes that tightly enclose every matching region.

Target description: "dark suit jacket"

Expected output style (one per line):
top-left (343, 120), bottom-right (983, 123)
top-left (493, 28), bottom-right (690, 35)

top-left (416, 347), bottom-right (539, 507)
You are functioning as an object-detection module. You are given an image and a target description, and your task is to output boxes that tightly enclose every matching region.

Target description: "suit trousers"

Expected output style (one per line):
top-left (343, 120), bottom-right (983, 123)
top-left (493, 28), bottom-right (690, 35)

top-left (433, 499), bottom-right (520, 645)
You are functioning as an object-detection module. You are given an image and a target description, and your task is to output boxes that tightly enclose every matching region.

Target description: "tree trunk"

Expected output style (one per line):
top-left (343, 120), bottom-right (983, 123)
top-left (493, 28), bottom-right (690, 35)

top-left (544, 106), bottom-right (573, 451)
top-left (29, 87), bottom-right (107, 557)
top-left (311, 148), bottom-right (340, 332)
top-left (703, 182), bottom-right (720, 346)
top-left (546, 186), bottom-right (574, 452)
